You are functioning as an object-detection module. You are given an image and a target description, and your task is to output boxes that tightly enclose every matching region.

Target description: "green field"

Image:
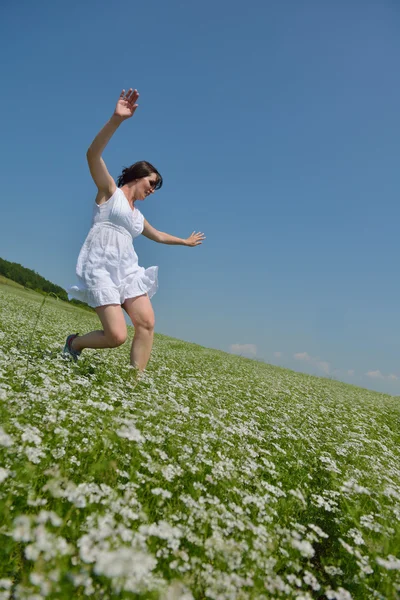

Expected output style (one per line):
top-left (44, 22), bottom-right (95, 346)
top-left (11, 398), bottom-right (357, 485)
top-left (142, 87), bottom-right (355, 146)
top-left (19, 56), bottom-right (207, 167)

top-left (0, 274), bottom-right (26, 290)
top-left (0, 282), bottom-right (399, 599)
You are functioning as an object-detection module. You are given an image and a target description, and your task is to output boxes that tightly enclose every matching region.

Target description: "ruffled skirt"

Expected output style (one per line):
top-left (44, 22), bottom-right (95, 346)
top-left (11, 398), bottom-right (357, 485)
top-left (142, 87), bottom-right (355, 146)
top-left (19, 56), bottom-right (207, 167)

top-left (68, 223), bottom-right (158, 308)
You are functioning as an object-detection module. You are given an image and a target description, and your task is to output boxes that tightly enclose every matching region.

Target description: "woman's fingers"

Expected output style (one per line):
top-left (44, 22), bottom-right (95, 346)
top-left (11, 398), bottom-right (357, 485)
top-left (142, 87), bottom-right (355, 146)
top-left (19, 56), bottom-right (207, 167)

top-left (114, 88), bottom-right (139, 119)
top-left (188, 232), bottom-right (206, 245)
top-left (119, 88), bottom-right (139, 101)
top-left (127, 88), bottom-right (139, 103)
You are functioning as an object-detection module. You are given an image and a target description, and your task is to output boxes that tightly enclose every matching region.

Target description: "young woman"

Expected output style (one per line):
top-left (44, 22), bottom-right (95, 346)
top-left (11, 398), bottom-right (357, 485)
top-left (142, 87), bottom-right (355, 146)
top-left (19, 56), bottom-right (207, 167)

top-left (65, 88), bottom-right (205, 373)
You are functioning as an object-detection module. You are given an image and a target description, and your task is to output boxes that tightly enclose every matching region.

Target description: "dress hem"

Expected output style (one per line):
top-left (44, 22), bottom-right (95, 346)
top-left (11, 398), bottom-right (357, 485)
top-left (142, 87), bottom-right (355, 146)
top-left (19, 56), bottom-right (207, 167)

top-left (68, 266), bottom-right (158, 308)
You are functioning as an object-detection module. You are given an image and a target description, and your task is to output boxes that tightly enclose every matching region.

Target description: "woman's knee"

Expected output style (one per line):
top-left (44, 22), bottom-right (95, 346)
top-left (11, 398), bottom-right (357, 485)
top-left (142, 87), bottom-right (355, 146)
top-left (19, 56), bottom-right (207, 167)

top-left (135, 316), bottom-right (155, 333)
top-left (123, 295), bottom-right (155, 333)
top-left (106, 329), bottom-right (127, 347)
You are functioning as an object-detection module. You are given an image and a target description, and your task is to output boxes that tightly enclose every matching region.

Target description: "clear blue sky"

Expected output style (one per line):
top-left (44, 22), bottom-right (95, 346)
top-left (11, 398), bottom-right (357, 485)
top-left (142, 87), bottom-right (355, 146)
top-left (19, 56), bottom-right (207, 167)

top-left (1, 0), bottom-right (400, 395)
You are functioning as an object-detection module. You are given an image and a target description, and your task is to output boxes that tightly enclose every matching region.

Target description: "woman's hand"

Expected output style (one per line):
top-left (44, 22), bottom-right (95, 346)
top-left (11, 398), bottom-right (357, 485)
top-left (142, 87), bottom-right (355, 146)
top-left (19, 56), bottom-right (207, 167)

top-left (185, 231), bottom-right (206, 247)
top-left (114, 88), bottom-right (139, 121)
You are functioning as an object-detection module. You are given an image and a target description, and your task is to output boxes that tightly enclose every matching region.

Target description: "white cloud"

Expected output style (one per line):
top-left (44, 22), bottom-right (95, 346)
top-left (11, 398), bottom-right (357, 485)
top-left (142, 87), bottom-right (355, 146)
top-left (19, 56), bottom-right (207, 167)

top-left (294, 352), bottom-right (330, 374)
top-left (294, 352), bottom-right (311, 362)
top-left (229, 343), bottom-right (257, 357)
top-left (366, 370), bottom-right (400, 382)
top-left (274, 351), bottom-right (282, 358)
top-left (366, 370), bottom-right (384, 379)
top-left (347, 370), bottom-right (355, 376)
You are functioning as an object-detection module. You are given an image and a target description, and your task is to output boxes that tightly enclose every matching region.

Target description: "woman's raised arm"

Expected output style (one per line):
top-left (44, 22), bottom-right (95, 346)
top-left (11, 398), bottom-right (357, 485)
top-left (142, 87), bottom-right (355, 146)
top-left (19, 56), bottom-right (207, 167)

top-left (86, 89), bottom-right (139, 195)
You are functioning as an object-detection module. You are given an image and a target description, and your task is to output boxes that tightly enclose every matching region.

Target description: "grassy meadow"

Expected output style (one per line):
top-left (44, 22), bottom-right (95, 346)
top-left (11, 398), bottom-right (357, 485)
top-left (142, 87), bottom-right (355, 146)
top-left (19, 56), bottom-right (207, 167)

top-left (0, 282), bottom-right (399, 599)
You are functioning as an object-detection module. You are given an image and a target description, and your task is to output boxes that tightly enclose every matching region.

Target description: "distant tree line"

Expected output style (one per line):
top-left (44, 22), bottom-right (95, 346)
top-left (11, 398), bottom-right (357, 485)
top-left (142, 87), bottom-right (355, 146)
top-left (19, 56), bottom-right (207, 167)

top-left (0, 257), bottom-right (93, 311)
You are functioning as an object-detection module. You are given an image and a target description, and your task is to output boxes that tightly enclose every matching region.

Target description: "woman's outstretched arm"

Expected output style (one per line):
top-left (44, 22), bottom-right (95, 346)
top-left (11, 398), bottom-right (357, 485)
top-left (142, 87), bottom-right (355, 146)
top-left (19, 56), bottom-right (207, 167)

top-left (87, 88), bottom-right (139, 195)
top-left (142, 219), bottom-right (205, 246)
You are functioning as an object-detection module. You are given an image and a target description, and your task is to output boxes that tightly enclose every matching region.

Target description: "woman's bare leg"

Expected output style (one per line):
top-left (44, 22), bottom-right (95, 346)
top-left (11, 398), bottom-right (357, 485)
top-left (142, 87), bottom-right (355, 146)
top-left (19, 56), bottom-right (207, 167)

top-left (71, 304), bottom-right (128, 352)
top-left (122, 294), bottom-right (155, 371)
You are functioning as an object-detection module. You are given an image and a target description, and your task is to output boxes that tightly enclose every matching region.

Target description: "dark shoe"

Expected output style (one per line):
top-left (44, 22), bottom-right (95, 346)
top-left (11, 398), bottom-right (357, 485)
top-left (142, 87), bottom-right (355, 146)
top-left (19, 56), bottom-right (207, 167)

top-left (63, 333), bottom-right (81, 362)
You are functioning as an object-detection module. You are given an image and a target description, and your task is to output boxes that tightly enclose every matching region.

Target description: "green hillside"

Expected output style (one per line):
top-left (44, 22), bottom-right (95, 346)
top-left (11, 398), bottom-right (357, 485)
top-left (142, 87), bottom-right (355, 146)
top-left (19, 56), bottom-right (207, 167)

top-left (0, 257), bottom-right (93, 311)
top-left (0, 282), bottom-right (399, 599)
top-left (0, 273), bottom-right (26, 289)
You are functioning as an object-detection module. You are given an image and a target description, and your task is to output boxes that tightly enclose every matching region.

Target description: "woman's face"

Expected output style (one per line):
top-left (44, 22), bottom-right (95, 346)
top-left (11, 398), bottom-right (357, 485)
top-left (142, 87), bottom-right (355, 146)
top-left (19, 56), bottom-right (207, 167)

top-left (135, 174), bottom-right (158, 201)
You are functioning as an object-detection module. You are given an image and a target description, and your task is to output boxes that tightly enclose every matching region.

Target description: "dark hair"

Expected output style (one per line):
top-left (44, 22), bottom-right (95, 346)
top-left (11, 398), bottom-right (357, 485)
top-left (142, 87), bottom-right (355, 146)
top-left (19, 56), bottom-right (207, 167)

top-left (116, 161), bottom-right (163, 190)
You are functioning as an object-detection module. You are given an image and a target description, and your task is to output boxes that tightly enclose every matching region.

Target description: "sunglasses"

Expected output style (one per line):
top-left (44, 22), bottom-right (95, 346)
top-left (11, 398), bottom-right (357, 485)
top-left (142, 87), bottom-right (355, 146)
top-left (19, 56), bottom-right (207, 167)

top-left (149, 178), bottom-right (159, 190)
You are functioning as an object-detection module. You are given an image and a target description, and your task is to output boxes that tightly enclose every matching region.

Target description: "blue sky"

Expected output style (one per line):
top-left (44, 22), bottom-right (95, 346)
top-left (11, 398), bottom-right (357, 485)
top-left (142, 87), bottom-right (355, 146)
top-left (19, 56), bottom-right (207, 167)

top-left (1, 0), bottom-right (400, 395)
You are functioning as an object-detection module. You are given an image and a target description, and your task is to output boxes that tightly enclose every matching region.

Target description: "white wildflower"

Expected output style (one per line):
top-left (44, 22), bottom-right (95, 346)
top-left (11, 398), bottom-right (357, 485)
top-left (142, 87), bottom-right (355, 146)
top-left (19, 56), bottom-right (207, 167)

top-left (311, 494), bottom-right (338, 512)
top-left (289, 488), bottom-right (307, 506)
top-left (347, 528), bottom-right (364, 546)
top-left (36, 511), bottom-right (62, 527)
top-left (286, 573), bottom-right (302, 586)
top-left (25, 446), bottom-right (46, 464)
top-left (94, 546), bottom-right (157, 580)
top-left (383, 486), bottom-right (400, 500)
top-left (164, 581), bottom-right (194, 600)
top-left (271, 442), bottom-right (287, 454)
top-left (161, 464), bottom-right (183, 481)
top-left (325, 587), bottom-right (353, 600)
top-left (12, 516), bottom-right (32, 542)
top-left (51, 447), bottom-right (66, 459)
top-left (357, 555), bottom-right (374, 575)
top-left (341, 479), bottom-right (371, 495)
top-left (324, 565), bottom-right (343, 576)
top-left (151, 487), bottom-right (173, 499)
top-left (303, 570), bottom-right (321, 591)
top-left (157, 450), bottom-right (169, 461)
top-left (24, 526), bottom-right (72, 561)
top-left (264, 574), bottom-right (292, 594)
top-left (58, 383), bottom-right (71, 393)
top-left (261, 481), bottom-right (287, 497)
top-left (29, 572), bottom-right (51, 596)
top-left (376, 555), bottom-right (400, 570)
top-left (319, 455), bottom-right (341, 473)
top-left (116, 421), bottom-right (144, 442)
top-left (308, 524), bottom-right (329, 538)
top-left (0, 468), bottom-right (10, 483)
top-left (359, 514), bottom-right (382, 533)
top-left (21, 426), bottom-right (42, 446)
top-left (0, 427), bottom-right (13, 447)
top-left (25, 524), bottom-right (73, 560)
top-left (0, 579), bottom-right (12, 590)
top-left (116, 469), bottom-right (129, 478)
top-left (86, 399), bottom-right (114, 411)
top-left (141, 520), bottom-right (182, 549)
top-left (291, 539), bottom-right (315, 558)
top-left (339, 538), bottom-right (354, 555)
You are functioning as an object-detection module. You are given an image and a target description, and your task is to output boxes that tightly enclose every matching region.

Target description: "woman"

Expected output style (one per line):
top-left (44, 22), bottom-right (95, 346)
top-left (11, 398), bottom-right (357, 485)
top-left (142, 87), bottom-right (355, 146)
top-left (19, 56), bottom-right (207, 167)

top-left (65, 88), bottom-right (205, 373)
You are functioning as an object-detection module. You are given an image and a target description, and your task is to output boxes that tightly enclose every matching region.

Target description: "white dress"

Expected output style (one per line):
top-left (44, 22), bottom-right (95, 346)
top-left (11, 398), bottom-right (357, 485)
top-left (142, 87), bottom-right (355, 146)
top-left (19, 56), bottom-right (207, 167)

top-left (68, 187), bottom-right (158, 308)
